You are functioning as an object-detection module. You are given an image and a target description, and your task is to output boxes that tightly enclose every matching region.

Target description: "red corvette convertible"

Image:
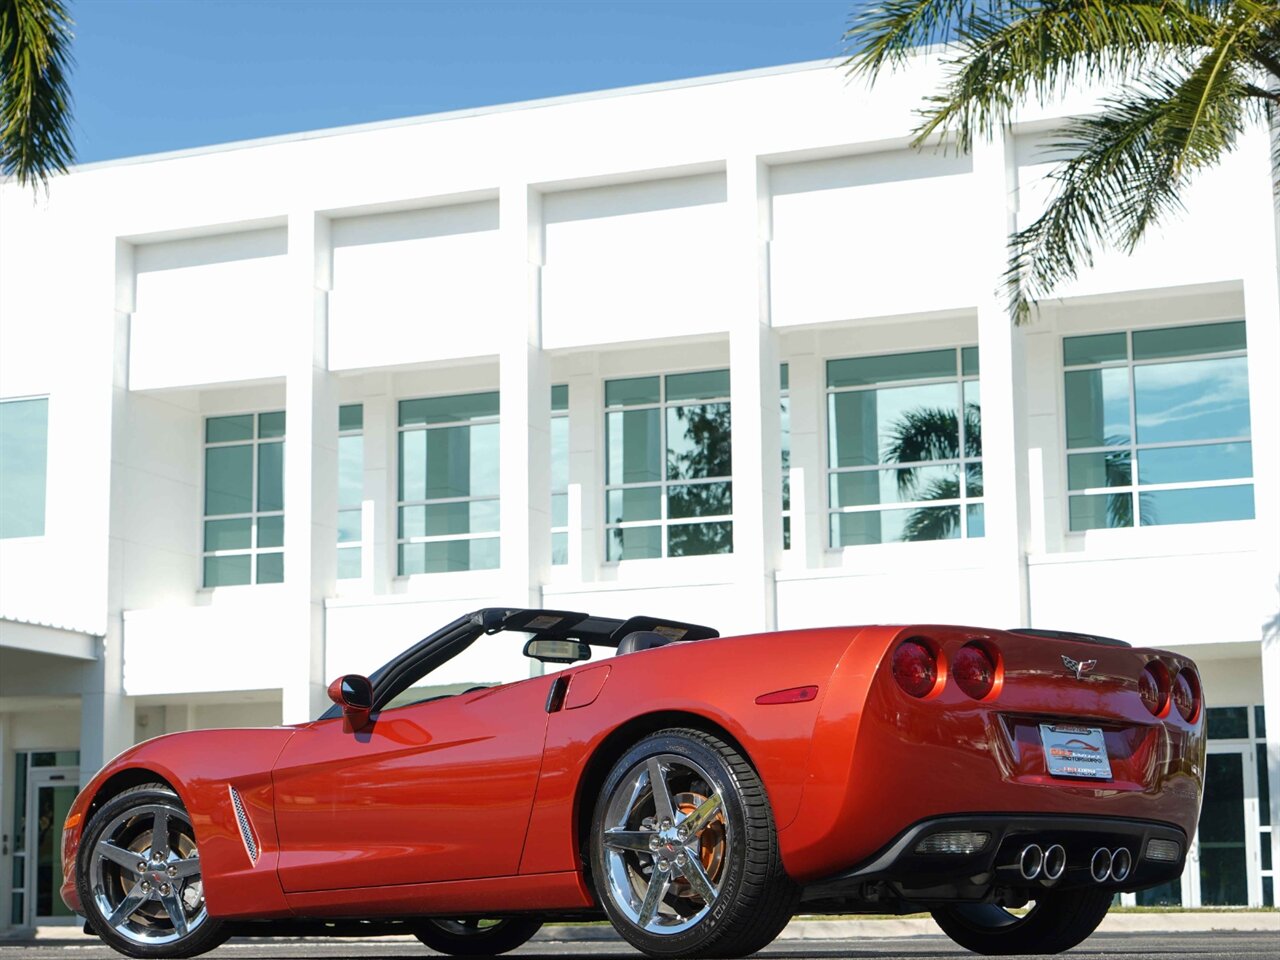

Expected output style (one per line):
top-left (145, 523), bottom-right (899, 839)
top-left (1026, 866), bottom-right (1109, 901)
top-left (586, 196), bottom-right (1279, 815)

top-left (60, 608), bottom-right (1204, 959)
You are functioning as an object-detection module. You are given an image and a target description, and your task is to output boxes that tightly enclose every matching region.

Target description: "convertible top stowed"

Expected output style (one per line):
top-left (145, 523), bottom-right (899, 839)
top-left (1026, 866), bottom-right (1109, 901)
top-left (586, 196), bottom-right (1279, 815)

top-left (479, 607), bottom-right (720, 647)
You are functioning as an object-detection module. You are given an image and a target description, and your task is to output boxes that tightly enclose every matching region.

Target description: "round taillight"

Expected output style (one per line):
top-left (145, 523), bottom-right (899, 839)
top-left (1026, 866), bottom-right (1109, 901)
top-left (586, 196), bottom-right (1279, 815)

top-left (893, 640), bottom-right (939, 698)
top-left (1139, 661), bottom-right (1170, 717)
top-left (1172, 668), bottom-right (1201, 722)
top-left (953, 644), bottom-right (997, 700)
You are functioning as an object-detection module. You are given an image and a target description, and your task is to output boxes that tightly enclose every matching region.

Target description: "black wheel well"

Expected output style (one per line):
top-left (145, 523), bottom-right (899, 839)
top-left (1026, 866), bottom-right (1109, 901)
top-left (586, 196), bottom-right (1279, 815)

top-left (87, 768), bottom-right (179, 818)
top-left (573, 709), bottom-right (758, 894)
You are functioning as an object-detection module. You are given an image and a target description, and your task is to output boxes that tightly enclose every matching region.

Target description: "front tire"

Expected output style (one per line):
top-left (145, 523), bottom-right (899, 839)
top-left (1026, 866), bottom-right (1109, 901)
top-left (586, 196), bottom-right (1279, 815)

top-left (412, 917), bottom-right (542, 955)
top-left (589, 728), bottom-right (797, 958)
top-left (77, 783), bottom-right (227, 959)
top-left (931, 890), bottom-right (1113, 955)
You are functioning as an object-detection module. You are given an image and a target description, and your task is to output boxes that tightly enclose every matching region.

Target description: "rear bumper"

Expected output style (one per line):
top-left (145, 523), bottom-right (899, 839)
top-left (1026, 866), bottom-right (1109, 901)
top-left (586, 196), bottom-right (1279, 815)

top-left (804, 814), bottom-right (1187, 904)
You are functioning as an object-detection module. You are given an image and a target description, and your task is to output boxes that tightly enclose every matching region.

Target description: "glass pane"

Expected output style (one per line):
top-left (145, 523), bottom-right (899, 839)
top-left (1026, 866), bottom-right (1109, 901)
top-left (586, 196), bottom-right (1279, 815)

top-left (551, 492), bottom-right (568, 528)
top-left (831, 465), bottom-right (959, 507)
top-left (1063, 332), bottom-right (1127, 366)
top-left (1134, 321), bottom-right (1246, 361)
top-left (668, 520), bottom-right (733, 557)
top-left (829, 382), bottom-right (958, 468)
top-left (337, 546), bottom-right (362, 579)
top-left (961, 346), bottom-right (980, 377)
top-left (1257, 705), bottom-right (1267, 738)
top-left (779, 363), bottom-right (789, 391)
top-left (607, 525), bottom-right (662, 561)
top-left (962, 380), bottom-right (982, 457)
top-left (1134, 357), bottom-right (1250, 444)
top-left (965, 462), bottom-right (984, 497)
top-left (551, 532), bottom-right (568, 566)
top-left (551, 384), bottom-right (569, 411)
top-left (205, 414), bottom-right (253, 443)
top-left (606, 409), bottom-right (661, 484)
top-left (399, 500), bottom-right (500, 538)
top-left (204, 554), bottom-right (251, 587)
top-left (666, 369), bottom-right (729, 402)
top-left (256, 552), bottom-right (284, 584)
top-left (399, 537), bottom-right (499, 574)
top-left (1207, 706), bottom-right (1250, 739)
top-left (1069, 492), bottom-right (1134, 531)
top-left (399, 391), bottom-right (499, 426)
top-left (1138, 442), bottom-right (1252, 486)
top-left (339, 403), bottom-right (364, 432)
top-left (337, 508), bottom-right (361, 543)
top-left (1198, 752), bottom-right (1248, 905)
top-left (11, 893), bottom-right (22, 927)
top-left (783, 515), bottom-right (791, 550)
top-left (605, 376), bottom-right (660, 407)
top-left (966, 503), bottom-right (985, 537)
top-left (254, 514), bottom-right (282, 548)
top-left (666, 403), bottom-right (732, 480)
top-left (258, 411), bottom-right (286, 439)
top-left (1067, 451), bottom-right (1131, 490)
top-left (1064, 367), bottom-right (1129, 448)
top-left (204, 445), bottom-right (253, 515)
top-left (832, 505), bottom-right (961, 545)
top-left (400, 423), bottom-right (499, 501)
top-left (1139, 484), bottom-right (1254, 526)
top-left (34, 785), bottom-right (77, 917)
top-left (669, 481), bottom-right (732, 519)
top-left (204, 517), bottom-right (251, 551)
top-left (0, 398), bottom-right (48, 539)
top-left (606, 486), bottom-right (661, 524)
top-left (339, 434), bottom-right (363, 507)
top-left (1258, 742), bottom-right (1271, 827)
top-left (257, 441), bottom-right (285, 511)
top-left (551, 416), bottom-right (570, 490)
top-left (827, 349), bottom-right (956, 388)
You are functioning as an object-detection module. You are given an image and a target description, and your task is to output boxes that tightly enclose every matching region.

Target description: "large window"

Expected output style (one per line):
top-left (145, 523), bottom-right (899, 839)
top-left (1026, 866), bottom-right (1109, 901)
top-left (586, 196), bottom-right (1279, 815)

top-left (203, 412), bottom-right (285, 587)
top-left (551, 385), bottom-right (569, 566)
top-left (338, 404), bottom-right (363, 579)
top-left (827, 347), bottom-right (983, 546)
top-left (604, 369), bottom-right (733, 560)
top-left (397, 391), bottom-right (500, 574)
top-left (0, 397), bottom-right (48, 539)
top-left (1063, 320), bottom-right (1253, 531)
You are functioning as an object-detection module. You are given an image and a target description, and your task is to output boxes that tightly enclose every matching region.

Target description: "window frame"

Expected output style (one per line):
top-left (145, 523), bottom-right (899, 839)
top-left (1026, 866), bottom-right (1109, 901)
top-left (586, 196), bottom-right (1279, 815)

top-left (824, 345), bottom-right (983, 550)
top-left (1060, 323), bottom-right (1253, 534)
top-left (200, 410), bottom-right (286, 588)
top-left (395, 390), bottom-right (501, 576)
top-left (602, 368), bottom-right (734, 562)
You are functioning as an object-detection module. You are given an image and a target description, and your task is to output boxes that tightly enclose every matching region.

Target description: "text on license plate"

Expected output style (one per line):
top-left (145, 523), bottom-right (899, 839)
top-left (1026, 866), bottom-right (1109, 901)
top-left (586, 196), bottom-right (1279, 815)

top-left (1039, 723), bottom-right (1113, 780)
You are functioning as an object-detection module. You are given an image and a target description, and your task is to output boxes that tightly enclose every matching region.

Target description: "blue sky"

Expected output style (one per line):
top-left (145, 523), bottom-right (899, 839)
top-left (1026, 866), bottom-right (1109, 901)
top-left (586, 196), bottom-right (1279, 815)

top-left (72, 0), bottom-right (855, 164)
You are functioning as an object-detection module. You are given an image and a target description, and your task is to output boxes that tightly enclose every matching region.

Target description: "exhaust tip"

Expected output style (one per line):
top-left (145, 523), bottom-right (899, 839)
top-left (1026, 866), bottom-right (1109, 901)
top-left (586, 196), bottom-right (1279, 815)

top-left (1110, 847), bottom-right (1132, 882)
top-left (1019, 843), bottom-right (1044, 880)
top-left (1090, 847), bottom-right (1112, 882)
top-left (1042, 843), bottom-right (1066, 881)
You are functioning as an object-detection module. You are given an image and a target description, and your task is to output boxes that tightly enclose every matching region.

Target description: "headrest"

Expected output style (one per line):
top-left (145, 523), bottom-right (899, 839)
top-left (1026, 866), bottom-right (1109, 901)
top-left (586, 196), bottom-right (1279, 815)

top-left (615, 631), bottom-right (675, 656)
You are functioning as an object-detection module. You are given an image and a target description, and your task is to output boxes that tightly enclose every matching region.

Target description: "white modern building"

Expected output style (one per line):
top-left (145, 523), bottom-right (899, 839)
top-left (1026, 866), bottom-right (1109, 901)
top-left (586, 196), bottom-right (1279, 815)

top-left (1, 56), bottom-right (1277, 933)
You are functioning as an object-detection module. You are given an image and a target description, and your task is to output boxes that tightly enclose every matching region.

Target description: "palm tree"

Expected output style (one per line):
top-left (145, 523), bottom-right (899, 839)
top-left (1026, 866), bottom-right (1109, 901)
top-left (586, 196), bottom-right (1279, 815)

top-left (1, 0), bottom-right (75, 188)
top-left (883, 403), bottom-right (981, 540)
top-left (844, 2), bottom-right (1280, 322)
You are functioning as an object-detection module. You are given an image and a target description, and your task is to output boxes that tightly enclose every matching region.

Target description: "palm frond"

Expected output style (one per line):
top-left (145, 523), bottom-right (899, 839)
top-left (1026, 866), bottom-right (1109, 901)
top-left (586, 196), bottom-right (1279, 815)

top-left (0, 0), bottom-right (75, 187)
top-left (844, 1), bottom-right (1006, 76)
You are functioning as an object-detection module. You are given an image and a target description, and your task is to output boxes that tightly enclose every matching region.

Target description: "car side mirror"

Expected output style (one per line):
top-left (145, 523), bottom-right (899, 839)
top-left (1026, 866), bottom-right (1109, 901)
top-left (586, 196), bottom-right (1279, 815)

top-left (523, 638), bottom-right (591, 664)
top-left (327, 674), bottom-right (373, 732)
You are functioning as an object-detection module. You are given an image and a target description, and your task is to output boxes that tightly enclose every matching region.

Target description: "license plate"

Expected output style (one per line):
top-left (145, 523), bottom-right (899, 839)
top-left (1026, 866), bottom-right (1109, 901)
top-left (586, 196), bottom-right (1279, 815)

top-left (1040, 723), bottom-right (1112, 780)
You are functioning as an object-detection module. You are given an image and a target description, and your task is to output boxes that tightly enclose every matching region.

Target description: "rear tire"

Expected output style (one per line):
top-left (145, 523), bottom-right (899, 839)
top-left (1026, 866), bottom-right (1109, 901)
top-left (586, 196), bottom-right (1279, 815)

top-left (589, 728), bottom-right (798, 958)
top-left (931, 890), bottom-right (1113, 955)
top-left (412, 917), bottom-right (542, 955)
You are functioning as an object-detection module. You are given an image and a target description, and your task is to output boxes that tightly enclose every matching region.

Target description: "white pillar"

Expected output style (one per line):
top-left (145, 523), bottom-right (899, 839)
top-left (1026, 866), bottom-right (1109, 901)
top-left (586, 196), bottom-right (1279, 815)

top-left (567, 364), bottom-right (603, 580)
top-left (282, 211), bottom-right (338, 723)
top-left (360, 384), bottom-right (394, 595)
top-left (499, 183), bottom-right (550, 608)
top-left (972, 131), bottom-right (1031, 626)
top-left (727, 156), bottom-right (781, 632)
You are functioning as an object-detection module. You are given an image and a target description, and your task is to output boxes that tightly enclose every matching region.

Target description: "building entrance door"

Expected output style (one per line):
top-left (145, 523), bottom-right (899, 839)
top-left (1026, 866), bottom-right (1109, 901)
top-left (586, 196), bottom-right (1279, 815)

top-left (25, 765), bottom-right (79, 925)
top-left (1188, 744), bottom-right (1261, 906)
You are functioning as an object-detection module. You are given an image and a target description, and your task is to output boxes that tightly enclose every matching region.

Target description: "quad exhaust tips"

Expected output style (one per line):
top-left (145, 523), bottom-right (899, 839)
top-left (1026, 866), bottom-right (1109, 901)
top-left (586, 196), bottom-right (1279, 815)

top-left (1018, 843), bottom-right (1067, 881)
top-left (1090, 847), bottom-right (1132, 882)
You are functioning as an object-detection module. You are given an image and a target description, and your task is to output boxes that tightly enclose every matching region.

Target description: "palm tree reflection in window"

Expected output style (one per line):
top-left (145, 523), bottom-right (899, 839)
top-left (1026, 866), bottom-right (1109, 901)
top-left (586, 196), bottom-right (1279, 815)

top-left (666, 403), bottom-right (733, 556)
top-left (883, 402), bottom-right (981, 541)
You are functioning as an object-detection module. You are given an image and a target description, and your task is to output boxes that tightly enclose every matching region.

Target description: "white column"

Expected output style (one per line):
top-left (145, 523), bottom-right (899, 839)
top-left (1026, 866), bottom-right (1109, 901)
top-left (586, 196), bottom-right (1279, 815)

top-left (727, 156), bottom-right (781, 632)
top-left (567, 364), bottom-right (602, 579)
top-left (499, 183), bottom-right (550, 608)
top-left (972, 131), bottom-right (1031, 626)
top-left (282, 211), bottom-right (338, 723)
top-left (785, 351), bottom-right (825, 572)
top-left (359, 380), bottom-right (394, 594)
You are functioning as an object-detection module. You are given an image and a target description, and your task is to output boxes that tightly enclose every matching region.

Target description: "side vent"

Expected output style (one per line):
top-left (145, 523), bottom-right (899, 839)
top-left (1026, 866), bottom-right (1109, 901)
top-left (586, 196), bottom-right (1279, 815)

top-left (228, 785), bottom-right (259, 864)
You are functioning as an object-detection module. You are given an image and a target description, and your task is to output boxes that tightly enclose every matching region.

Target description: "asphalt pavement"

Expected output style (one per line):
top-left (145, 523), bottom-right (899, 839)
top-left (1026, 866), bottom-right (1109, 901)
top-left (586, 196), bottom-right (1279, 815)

top-left (0, 931), bottom-right (1274, 960)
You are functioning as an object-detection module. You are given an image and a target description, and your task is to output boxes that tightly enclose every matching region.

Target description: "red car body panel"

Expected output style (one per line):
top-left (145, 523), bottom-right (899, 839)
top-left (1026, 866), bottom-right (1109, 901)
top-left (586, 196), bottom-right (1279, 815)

top-left (61, 621), bottom-right (1205, 921)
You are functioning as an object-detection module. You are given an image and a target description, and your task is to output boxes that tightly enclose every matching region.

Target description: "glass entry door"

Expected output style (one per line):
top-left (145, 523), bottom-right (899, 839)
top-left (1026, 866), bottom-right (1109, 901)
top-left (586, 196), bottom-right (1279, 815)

top-left (25, 766), bottom-right (79, 924)
top-left (1189, 745), bottom-right (1261, 906)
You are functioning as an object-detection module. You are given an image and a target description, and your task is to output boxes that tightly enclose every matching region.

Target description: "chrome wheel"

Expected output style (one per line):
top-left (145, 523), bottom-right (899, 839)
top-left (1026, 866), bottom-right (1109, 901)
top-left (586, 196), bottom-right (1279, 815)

top-left (599, 753), bottom-right (730, 935)
top-left (88, 802), bottom-right (206, 946)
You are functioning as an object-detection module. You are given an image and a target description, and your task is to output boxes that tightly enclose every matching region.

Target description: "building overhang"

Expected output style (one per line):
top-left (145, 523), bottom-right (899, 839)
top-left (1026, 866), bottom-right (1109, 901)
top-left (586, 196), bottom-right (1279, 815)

top-left (0, 617), bottom-right (99, 661)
